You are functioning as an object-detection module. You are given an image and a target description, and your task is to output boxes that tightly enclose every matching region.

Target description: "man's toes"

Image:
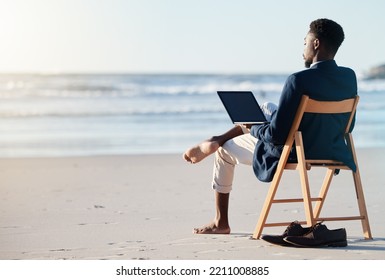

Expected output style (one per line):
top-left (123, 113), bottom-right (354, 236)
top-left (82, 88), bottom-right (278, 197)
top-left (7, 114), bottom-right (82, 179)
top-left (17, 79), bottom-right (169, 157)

top-left (183, 153), bottom-right (192, 163)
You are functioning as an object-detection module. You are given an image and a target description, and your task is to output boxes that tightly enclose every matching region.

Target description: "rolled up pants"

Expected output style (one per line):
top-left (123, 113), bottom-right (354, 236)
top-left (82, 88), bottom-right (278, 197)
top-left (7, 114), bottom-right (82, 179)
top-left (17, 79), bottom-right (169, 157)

top-left (212, 102), bottom-right (277, 194)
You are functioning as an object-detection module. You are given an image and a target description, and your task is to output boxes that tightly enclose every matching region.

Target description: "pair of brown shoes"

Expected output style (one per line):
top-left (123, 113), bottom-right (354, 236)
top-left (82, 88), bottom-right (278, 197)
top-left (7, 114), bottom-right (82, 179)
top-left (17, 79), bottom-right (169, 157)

top-left (261, 221), bottom-right (347, 247)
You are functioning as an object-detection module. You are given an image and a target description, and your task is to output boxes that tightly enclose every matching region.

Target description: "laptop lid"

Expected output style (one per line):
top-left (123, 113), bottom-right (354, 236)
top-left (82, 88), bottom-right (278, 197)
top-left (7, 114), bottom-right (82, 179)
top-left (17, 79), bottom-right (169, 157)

top-left (217, 91), bottom-right (267, 124)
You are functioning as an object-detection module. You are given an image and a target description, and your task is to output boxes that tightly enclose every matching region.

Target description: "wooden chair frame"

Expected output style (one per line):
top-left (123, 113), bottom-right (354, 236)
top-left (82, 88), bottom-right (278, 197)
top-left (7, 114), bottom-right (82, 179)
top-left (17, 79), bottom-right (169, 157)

top-left (252, 95), bottom-right (372, 240)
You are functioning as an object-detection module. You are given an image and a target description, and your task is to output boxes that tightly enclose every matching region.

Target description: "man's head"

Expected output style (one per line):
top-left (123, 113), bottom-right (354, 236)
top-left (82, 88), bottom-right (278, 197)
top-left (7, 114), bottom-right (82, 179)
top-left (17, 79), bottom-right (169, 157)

top-left (303, 18), bottom-right (345, 68)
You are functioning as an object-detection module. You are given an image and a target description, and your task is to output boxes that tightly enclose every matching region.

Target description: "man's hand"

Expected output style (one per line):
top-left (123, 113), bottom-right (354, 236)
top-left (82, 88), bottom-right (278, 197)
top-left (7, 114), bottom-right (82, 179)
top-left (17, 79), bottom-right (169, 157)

top-left (244, 124), bottom-right (254, 129)
top-left (237, 124), bottom-right (253, 134)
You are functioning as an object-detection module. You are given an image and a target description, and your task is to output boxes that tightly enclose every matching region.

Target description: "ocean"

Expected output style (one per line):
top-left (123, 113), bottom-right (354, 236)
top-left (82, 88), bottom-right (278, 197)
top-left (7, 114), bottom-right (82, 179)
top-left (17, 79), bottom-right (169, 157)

top-left (0, 73), bottom-right (384, 158)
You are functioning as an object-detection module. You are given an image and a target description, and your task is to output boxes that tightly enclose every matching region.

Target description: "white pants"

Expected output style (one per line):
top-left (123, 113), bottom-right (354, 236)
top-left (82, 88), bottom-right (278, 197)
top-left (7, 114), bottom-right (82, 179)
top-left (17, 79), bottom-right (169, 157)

top-left (212, 102), bottom-right (277, 193)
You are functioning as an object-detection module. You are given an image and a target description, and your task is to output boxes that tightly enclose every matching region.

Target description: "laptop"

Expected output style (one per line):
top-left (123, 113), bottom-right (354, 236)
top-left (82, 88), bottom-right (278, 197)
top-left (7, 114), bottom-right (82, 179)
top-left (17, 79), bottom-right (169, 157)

top-left (217, 91), bottom-right (268, 124)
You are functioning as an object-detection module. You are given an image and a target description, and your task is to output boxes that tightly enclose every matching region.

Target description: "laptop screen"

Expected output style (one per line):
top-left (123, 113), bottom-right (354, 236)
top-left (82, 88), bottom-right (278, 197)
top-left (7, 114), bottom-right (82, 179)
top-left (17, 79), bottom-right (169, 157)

top-left (217, 91), bottom-right (267, 124)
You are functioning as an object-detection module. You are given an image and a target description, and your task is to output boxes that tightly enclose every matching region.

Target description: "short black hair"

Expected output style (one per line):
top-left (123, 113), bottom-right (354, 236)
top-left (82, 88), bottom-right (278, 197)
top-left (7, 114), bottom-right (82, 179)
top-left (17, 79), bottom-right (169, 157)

top-left (309, 18), bottom-right (345, 54)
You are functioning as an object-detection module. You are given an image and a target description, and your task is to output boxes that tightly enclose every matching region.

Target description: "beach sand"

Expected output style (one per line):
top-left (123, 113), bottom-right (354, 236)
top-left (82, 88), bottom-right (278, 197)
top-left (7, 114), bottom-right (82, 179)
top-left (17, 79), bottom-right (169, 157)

top-left (0, 148), bottom-right (384, 260)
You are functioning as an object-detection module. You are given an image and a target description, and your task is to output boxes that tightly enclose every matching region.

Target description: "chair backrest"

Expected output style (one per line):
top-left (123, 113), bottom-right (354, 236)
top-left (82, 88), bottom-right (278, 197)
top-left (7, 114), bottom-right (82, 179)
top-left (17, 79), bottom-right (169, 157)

top-left (304, 96), bottom-right (359, 133)
top-left (286, 95), bottom-right (359, 146)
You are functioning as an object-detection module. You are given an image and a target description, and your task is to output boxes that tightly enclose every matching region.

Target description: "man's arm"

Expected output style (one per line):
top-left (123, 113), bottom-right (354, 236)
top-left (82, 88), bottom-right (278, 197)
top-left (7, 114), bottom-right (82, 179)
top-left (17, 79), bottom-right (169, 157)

top-left (250, 74), bottom-right (303, 145)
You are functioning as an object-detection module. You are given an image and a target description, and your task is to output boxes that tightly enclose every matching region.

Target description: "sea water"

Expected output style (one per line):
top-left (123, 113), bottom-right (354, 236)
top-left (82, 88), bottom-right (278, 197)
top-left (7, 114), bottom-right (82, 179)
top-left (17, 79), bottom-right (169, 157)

top-left (0, 73), bottom-right (384, 158)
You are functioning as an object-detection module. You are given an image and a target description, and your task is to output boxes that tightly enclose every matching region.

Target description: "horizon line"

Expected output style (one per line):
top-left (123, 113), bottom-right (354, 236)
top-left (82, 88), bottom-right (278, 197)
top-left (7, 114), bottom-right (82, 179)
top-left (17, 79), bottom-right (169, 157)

top-left (0, 70), bottom-right (295, 76)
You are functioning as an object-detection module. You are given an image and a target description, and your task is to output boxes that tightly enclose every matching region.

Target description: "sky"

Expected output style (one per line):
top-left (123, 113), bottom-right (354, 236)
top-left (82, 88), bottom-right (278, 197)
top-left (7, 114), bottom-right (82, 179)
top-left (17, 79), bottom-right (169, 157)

top-left (0, 0), bottom-right (384, 75)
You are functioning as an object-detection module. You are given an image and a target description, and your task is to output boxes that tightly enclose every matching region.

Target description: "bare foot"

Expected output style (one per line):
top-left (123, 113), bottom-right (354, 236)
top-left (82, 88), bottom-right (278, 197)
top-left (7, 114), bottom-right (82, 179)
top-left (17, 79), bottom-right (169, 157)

top-left (183, 138), bottom-right (220, 164)
top-left (193, 222), bottom-right (231, 234)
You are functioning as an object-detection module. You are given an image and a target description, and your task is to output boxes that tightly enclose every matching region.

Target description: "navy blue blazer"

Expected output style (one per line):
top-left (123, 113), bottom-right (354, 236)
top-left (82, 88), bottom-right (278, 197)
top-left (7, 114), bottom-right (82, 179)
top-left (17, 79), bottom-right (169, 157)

top-left (250, 60), bottom-right (357, 182)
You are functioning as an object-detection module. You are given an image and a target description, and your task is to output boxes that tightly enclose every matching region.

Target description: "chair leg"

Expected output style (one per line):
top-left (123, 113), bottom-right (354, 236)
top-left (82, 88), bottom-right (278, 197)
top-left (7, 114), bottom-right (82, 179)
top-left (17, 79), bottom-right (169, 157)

top-left (313, 168), bottom-right (334, 219)
top-left (252, 141), bottom-right (297, 239)
top-left (295, 132), bottom-right (316, 226)
top-left (346, 133), bottom-right (372, 239)
top-left (252, 168), bottom-right (284, 239)
top-left (352, 168), bottom-right (372, 239)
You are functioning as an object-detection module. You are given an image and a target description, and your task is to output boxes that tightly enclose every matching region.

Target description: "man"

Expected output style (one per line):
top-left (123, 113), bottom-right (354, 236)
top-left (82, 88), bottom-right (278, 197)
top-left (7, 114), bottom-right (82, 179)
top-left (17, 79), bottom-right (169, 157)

top-left (183, 18), bottom-right (357, 234)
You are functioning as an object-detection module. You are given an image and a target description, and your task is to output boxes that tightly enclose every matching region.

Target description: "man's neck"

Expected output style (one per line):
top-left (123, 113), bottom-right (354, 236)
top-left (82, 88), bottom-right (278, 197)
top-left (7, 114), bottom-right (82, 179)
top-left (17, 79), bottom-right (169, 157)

top-left (311, 59), bottom-right (334, 66)
top-left (313, 52), bottom-right (335, 64)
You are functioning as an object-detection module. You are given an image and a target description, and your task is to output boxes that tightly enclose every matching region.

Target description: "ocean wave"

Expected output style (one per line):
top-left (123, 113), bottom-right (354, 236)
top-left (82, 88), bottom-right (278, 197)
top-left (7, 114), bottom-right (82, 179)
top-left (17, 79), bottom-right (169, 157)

top-left (4, 74), bottom-right (384, 99)
top-left (0, 74), bottom-right (384, 158)
top-left (0, 107), bottom-right (224, 118)
top-left (0, 74), bottom-right (286, 99)
top-left (358, 79), bottom-right (385, 92)
top-left (2, 105), bottom-right (381, 119)
top-left (0, 83), bottom-right (284, 99)
top-left (142, 81), bottom-right (284, 96)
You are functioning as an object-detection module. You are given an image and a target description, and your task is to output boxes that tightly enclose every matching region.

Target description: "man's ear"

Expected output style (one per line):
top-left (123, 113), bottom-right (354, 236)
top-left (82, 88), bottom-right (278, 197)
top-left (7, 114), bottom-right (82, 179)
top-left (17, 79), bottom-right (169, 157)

top-left (313, 38), bottom-right (320, 50)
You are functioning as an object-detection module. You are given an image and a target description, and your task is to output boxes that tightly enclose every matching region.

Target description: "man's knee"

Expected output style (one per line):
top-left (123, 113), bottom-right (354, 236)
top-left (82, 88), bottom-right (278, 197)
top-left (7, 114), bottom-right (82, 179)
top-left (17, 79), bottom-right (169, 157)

top-left (216, 144), bottom-right (235, 165)
top-left (261, 102), bottom-right (277, 121)
top-left (217, 145), bottom-right (229, 159)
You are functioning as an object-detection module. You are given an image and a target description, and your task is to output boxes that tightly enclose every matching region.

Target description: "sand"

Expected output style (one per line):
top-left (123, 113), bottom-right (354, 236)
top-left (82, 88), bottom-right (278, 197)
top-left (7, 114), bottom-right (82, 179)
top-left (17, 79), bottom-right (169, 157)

top-left (0, 148), bottom-right (384, 260)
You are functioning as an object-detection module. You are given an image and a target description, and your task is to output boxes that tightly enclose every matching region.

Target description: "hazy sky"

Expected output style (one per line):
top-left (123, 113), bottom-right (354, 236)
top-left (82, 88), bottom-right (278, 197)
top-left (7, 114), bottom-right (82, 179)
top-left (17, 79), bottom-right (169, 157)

top-left (0, 0), bottom-right (384, 75)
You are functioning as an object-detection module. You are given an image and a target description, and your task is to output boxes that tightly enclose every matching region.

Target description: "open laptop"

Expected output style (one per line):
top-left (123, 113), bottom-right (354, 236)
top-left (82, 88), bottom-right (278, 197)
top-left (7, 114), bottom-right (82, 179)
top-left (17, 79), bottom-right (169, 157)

top-left (217, 91), bottom-right (268, 124)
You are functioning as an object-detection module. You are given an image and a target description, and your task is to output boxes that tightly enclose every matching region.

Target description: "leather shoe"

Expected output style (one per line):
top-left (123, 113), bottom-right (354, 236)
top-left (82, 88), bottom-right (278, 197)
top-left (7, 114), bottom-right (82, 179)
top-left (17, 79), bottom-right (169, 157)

top-left (261, 221), bottom-right (311, 246)
top-left (284, 222), bottom-right (347, 247)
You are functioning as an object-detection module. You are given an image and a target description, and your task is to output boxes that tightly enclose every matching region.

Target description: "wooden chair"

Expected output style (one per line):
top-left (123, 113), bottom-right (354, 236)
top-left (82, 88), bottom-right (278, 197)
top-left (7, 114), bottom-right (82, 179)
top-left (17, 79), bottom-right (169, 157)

top-left (252, 95), bottom-right (372, 240)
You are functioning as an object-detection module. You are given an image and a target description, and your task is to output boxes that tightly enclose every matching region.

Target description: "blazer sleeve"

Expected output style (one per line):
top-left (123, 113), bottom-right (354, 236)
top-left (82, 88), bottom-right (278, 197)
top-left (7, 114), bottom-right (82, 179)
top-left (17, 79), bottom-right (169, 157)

top-left (250, 74), bottom-right (303, 145)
